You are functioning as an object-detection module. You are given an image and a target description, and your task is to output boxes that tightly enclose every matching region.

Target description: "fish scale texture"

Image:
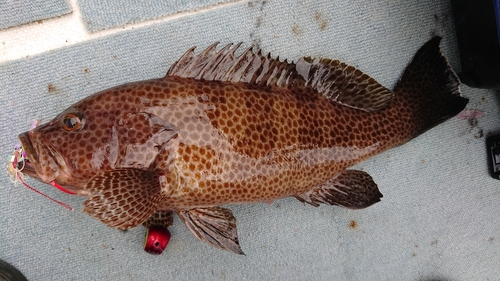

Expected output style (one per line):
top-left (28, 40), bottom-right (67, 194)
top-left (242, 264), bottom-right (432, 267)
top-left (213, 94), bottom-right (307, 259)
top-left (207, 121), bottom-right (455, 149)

top-left (1, 0), bottom-right (499, 280)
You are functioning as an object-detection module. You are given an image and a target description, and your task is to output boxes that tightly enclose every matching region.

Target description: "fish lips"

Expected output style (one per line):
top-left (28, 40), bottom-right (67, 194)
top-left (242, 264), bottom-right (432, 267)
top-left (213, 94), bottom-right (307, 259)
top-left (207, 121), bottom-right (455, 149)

top-left (18, 131), bottom-right (62, 183)
top-left (17, 132), bottom-right (39, 179)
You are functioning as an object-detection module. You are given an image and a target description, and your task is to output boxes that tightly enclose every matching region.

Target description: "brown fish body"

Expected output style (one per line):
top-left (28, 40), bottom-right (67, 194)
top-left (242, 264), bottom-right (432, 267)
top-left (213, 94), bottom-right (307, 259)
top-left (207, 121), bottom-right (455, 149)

top-left (54, 75), bottom-right (404, 210)
top-left (17, 37), bottom-right (468, 253)
top-left (143, 76), bottom-right (405, 210)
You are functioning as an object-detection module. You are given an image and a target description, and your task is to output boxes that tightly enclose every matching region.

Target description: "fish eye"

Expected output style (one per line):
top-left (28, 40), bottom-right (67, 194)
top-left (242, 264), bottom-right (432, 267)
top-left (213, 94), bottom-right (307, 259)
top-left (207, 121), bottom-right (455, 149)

top-left (61, 112), bottom-right (85, 131)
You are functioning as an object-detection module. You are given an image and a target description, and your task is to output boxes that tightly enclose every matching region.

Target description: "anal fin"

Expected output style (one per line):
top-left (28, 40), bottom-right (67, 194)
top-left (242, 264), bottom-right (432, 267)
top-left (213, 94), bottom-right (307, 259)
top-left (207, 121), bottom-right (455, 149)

top-left (295, 170), bottom-right (382, 209)
top-left (178, 207), bottom-right (244, 255)
top-left (83, 169), bottom-right (161, 230)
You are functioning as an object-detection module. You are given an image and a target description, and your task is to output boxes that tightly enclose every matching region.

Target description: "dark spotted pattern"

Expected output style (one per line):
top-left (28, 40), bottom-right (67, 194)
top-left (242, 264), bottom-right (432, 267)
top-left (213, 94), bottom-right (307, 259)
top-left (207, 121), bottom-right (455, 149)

top-left (149, 77), bottom-right (398, 210)
top-left (18, 37), bottom-right (467, 227)
top-left (143, 211), bottom-right (174, 228)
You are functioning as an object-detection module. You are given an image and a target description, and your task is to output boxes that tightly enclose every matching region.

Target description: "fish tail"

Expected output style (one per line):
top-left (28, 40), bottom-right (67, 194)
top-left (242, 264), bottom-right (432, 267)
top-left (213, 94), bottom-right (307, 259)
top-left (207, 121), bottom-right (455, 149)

top-left (393, 37), bottom-right (468, 141)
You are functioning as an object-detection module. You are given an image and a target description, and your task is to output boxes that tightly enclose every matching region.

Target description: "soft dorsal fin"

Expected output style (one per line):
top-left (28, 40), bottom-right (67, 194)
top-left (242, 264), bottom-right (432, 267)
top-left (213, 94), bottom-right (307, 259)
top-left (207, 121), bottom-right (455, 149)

top-left (167, 42), bottom-right (394, 112)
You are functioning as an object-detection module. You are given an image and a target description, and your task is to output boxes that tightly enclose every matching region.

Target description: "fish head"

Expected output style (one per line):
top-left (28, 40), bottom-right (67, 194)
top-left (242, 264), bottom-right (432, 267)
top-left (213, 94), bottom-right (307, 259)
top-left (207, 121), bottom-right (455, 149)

top-left (18, 84), bottom-right (178, 194)
top-left (18, 102), bottom-right (111, 193)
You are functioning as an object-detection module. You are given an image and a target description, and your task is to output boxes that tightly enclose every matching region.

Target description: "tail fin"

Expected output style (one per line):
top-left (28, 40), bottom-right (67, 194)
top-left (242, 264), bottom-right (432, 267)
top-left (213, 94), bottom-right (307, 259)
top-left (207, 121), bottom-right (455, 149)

top-left (394, 37), bottom-right (468, 138)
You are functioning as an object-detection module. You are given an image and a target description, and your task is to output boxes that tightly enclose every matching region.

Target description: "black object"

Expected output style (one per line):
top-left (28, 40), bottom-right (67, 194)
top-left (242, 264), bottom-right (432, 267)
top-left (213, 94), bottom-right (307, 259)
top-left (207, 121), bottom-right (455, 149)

top-left (451, 0), bottom-right (500, 89)
top-left (0, 260), bottom-right (27, 281)
top-left (487, 134), bottom-right (500, 180)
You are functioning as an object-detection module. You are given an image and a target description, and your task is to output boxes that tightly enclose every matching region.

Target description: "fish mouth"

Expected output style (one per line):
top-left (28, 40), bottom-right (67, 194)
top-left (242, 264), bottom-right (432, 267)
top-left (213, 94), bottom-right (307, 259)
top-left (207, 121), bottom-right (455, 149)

top-left (17, 132), bottom-right (41, 180)
top-left (18, 131), bottom-right (82, 195)
top-left (18, 131), bottom-right (65, 184)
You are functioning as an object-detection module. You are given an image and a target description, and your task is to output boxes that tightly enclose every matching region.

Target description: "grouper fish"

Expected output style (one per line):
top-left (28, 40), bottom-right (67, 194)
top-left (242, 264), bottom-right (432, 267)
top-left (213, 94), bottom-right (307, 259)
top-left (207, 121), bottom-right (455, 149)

top-left (17, 37), bottom-right (468, 254)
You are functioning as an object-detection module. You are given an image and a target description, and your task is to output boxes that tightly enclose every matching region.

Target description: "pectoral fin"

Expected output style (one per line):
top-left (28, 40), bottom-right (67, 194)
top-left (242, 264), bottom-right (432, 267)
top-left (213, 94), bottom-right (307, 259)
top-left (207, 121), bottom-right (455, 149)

top-left (295, 170), bottom-right (382, 209)
top-left (83, 169), bottom-right (161, 230)
top-left (178, 207), bottom-right (244, 255)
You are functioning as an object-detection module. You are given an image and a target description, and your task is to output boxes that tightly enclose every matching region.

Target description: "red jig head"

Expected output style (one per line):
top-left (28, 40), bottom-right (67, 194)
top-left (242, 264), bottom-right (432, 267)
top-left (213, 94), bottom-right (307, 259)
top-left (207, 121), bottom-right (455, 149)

top-left (143, 225), bottom-right (171, 255)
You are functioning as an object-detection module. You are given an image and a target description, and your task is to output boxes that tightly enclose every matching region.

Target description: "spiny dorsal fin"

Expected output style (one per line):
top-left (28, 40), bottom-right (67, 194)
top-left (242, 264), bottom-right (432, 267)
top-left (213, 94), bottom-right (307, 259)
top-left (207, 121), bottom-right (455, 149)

top-left (167, 43), bottom-right (394, 112)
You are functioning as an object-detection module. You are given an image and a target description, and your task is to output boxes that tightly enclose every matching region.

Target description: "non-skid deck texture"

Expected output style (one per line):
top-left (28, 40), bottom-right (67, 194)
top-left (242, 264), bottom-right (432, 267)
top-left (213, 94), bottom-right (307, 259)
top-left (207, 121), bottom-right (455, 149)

top-left (0, 0), bottom-right (71, 30)
top-left (78, 0), bottom-right (233, 32)
top-left (1, 0), bottom-right (499, 280)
